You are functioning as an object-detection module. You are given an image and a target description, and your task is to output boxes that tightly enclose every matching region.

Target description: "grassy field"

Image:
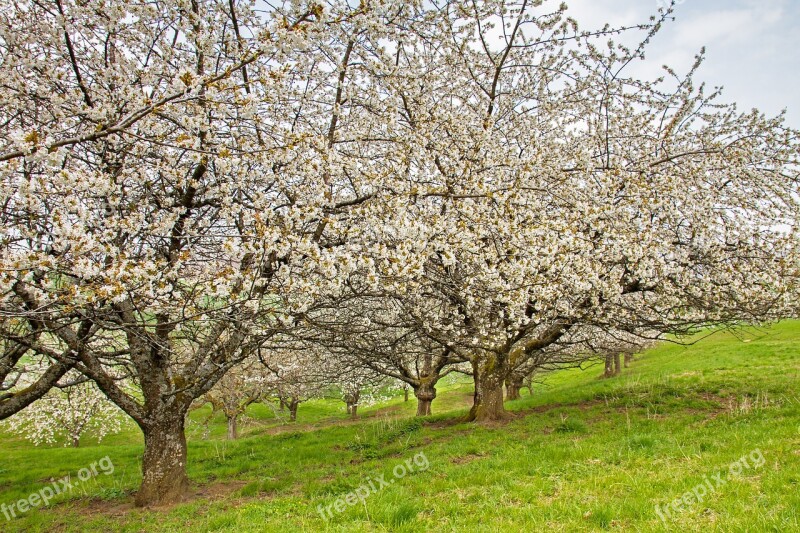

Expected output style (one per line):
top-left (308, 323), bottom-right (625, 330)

top-left (1, 322), bottom-right (799, 532)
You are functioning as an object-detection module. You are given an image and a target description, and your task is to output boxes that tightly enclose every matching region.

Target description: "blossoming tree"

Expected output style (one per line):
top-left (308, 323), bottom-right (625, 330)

top-left (0, 0), bottom-right (426, 505)
top-left (1, 0), bottom-right (798, 508)
top-left (370, 1), bottom-right (799, 421)
top-left (200, 360), bottom-right (268, 439)
top-left (2, 371), bottom-right (125, 447)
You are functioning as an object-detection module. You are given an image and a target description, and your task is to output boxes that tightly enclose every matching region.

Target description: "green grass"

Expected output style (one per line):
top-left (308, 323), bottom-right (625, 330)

top-left (1, 322), bottom-right (800, 531)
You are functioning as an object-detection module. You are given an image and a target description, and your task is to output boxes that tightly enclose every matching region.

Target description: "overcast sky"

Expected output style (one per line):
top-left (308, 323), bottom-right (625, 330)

top-left (563, 0), bottom-right (800, 127)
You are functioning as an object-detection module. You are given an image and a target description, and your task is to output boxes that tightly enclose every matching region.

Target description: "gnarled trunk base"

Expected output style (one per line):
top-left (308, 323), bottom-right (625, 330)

top-left (467, 357), bottom-right (509, 422)
top-left (414, 385), bottom-right (436, 417)
top-left (416, 399), bottom-right (432, 416)
top-left (505, 373), bottom-right (524, 401)
top-left (135, 417), bottom-right (189, 507)
top-left (505, 383), bottom-right (521, 401)
top-left (468, 385), bottom-right (507, 421)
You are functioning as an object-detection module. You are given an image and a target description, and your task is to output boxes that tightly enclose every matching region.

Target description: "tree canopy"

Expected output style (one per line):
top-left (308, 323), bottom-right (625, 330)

top-left (1, 0), bottom-right (798, 506)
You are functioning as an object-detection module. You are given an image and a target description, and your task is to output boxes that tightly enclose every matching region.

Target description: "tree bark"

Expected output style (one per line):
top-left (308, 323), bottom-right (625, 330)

top-left (0, 358), bottom-right (76, 420)
top-left (404, 387), bottom-right (409, 402)
top-left (505, 373), bottom-right (524, 401)
top-left (604, 354), bottom-right (614, 378)
top-left (71, 435), bottom-right (80, 448)
top-left (289, 400), bottom-right (299, 422)
top-left (624, 353), bottom-right (632, 368)
top-left (226, 415), bottom-right (238, 440)
top-left (413, 383), bottom-right (436, 416)
top-left (613, 352), bottom-right (622, 375)
top-left (467, 356), bottom-right (509, 422)
top-left (344, 390), bottom-right (359, 419)
top-left (135, 415), bottom-right (189, 507)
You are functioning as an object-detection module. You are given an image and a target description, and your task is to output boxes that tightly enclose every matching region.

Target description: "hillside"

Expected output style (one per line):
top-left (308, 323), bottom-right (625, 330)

top-left (1, 322), bottom-right (799, 532)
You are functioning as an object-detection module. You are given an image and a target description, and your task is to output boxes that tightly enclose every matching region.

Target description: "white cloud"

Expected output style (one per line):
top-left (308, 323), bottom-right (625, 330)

top-left (672, 7), bottom-right (782, 48)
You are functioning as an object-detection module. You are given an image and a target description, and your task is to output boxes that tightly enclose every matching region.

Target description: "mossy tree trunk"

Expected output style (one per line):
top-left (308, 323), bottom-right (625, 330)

top-left (467, 355), bottom-right (509, 422)
top-left (505, 372), bottom-right (524, 401)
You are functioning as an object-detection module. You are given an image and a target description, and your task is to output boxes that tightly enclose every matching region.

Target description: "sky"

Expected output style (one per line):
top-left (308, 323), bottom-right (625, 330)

top-left (563, 0), bottom-right (800, 128)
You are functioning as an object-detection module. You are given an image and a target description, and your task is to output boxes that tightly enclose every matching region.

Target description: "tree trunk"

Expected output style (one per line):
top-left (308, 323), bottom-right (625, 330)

top-left (467, 356), bottom-right (509, 422)
top-left (624, 353), bottom-right (632, 368)
top-left (413, 384), bottom-right (436, 417)
top-left (404, 387), bottom-right (409, 402)
top-left (604, 354), bottom-right (614, 378)
top-left (344, 391), bottom-right (360, 419)
top-left (289, 400), bottom-right (299, 422)
top-left (135, 415), bottom-right (189, 507)
top-left (71, 435), bottom-right (80, 448)
top-left (226, 415), bottom-right (238, 440)
top-left (506, 383), bottom-right (521, 401)
top-left (505, 374), bottom-right (524, 401)
top-left (613, 352), bottom-right (622, 375)
top-left (278, 398), bottom-right (287, 411)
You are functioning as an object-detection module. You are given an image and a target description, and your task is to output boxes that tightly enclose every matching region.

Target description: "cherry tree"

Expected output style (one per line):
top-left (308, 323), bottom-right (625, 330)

top-left (1, 0), bottom-right (797, 511)
top-left (2, 371), bottom-right (125, 447)
top-left (201, 360), bottom-right (267, 439)
top-left (0, 0), bottom-right (428, 505)
top-left (259, 350), bottom-right (326, 422)
top-left (589, 329), bottom-right (655, 378)
top-left (334, 363), bottom-right (395, 419)
top-left (355, 0), bottom-right (800, 421)
top-left (501, 326), bottom-right (656, 396)
top-left (259, 331), bottom-right (394, 420)
top-left (299, 292), bottom-right (469, 416)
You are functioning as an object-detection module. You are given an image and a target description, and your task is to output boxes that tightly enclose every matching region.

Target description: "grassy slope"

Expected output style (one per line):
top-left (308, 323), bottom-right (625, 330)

top-left (1, 322), bottom-right (799, 532)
